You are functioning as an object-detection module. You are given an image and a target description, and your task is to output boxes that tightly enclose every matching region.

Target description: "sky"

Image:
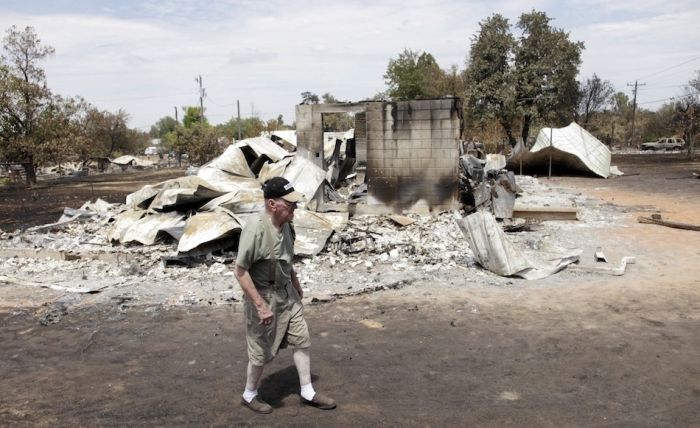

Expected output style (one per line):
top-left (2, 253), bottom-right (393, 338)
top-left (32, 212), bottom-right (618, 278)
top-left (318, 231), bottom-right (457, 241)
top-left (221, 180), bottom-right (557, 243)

top-left (1, 0), bottom-right (699, 131)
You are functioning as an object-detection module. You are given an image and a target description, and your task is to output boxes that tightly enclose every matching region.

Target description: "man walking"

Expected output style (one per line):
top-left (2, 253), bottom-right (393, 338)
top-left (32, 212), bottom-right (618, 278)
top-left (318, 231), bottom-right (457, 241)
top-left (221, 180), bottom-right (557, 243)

top-left (235, 177), bottom-right (336, 414)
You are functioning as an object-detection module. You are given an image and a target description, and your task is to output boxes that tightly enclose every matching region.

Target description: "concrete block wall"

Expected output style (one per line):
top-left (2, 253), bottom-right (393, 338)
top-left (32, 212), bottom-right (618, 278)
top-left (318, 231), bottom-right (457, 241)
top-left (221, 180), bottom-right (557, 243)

top-left (295, 98), bottom-right (462, 213)
top-left (365, 98), bottom-right (461, 212)
top-left (354, 112), bottom-right (367, 166)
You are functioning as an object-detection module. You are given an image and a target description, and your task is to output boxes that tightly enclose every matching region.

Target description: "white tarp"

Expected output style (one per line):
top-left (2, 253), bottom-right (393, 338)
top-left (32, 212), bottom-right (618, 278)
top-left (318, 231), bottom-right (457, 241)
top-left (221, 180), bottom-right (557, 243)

top-left (530, 122), bottom-right (612, 178)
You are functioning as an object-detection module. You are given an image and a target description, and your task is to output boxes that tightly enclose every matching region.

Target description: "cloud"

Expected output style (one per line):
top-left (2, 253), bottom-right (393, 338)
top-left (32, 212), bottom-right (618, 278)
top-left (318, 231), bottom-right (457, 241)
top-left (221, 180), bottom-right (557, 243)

top-left (1, 0), bottom-right (698, 128)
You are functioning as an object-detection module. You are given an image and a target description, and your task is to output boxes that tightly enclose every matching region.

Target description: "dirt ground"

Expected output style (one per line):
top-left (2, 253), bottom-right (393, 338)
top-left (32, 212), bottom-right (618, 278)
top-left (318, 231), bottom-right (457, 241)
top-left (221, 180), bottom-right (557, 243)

top-left (0, 168), bottom-right (186, 231)
top-left (1, 154), bottom-right (699, 426)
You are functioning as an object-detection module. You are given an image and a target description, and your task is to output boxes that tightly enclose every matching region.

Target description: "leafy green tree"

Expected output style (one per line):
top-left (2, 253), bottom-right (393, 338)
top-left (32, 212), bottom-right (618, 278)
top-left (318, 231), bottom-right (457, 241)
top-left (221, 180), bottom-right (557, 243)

top-left (34, 95), bottom-right (92, 168)
top-left (384, 49), bottom-right (446, 100)
top-left (150, 116), bottom-right (177, 139)
top-left (300, 91), bottom-right (319, 104)
top-left (216, 117), bottom-right (265, 140)
top-left (84, 108), bottom-right (133, 158)
top-left (577, 74), bottom-right (614, 127)
top-left (319, 92), bottom-right (354, 131)
top-left (514, 10), bottom-right (584, 144)
top-left (0, 25), bottom-right (55, 183)
top-left (182, 106), bottom-right (207, 128)
top-left (673, 70), bottom-right (700, 158)
top-left (465, 11), bottom-right (584, 146)
top-left (464, 14), bottom-right (517, 143)
top-left (174, 123), bottom-right (221, 166)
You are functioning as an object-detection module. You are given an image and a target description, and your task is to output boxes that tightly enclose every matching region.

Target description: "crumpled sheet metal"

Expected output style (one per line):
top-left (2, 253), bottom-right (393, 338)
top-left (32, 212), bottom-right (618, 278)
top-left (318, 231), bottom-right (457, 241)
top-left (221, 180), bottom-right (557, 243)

top-left (111, 155), bottom-right (137, 165)
top-left (126, 183), bottom-right (162, 209)
top-left (292, 210), bottom-right (349, 256)
top-left (258, 157), bottom-right (293, 184)
top-left (235, 136), bottom-right (291, 162)
top-left (484, 154), bottom-right (506, 173)
top-left (177, 209), bottom-right (242, 253)
top-left (200, 189), bottom-right (265, 214)
top-left (271, 130), bottom-right (297, 147)
top-left (121, 211), bottom-right (185, 245)
top-left (282, 155), bottom-right (326, 202)
top-left (530, 122), bottom-right (611, 178)
top-left (197, 166), bottom-right (262, 193)
top-left (456, 211), bottom-right (579, 280)
top-left (149, 177), bottom-right (226, 211)
top-left (108, 209), bottom-right (147, 242)
top-left (205, 144), bottom-right (254, 178)
top-left (127, 176), bottom-right (220, 210)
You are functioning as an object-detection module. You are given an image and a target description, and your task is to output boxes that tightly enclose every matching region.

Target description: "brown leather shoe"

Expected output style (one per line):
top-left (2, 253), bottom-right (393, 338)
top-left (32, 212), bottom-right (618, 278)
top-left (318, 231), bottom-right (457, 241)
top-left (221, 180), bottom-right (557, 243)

top-left (241, 396), bottom-right (273, 414)
top-left (301, 392), bottom-right (336, 410)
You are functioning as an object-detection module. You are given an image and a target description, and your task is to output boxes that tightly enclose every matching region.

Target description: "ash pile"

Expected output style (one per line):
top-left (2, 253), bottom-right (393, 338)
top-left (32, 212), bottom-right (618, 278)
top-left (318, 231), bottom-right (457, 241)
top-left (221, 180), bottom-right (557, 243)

top-left (0, 132), bottom-right (636, 308)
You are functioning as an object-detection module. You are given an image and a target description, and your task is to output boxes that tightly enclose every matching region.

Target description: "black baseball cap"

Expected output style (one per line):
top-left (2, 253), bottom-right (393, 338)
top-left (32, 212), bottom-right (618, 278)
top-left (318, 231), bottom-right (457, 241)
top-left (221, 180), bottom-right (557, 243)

top-left (263, 177), bottom-right (304, 202)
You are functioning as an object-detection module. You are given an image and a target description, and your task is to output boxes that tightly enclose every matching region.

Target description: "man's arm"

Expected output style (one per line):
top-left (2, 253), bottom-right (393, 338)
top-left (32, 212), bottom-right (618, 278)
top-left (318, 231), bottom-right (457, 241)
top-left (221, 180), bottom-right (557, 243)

top-left (290, 267), bottom-right (303, 299)
top-left (235, 265), bottom-right (274, 325)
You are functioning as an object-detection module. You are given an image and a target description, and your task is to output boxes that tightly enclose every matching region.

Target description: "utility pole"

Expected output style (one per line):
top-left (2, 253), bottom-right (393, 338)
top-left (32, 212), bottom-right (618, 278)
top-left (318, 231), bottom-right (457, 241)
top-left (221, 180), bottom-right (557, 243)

top-left (174, 106), bottom-right (178, 123)
top-left (196, 75), bottom-right (206, 122)
top-left (627, 80), bottom-right (646, 147)
top-left (237, 99), bottom-right (242, 141)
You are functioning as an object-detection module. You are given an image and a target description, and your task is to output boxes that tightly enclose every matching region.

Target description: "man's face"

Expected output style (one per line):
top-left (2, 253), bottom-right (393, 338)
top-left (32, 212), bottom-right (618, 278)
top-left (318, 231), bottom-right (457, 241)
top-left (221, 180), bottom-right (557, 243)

top-left (271, 198), bottom-right (297, 224)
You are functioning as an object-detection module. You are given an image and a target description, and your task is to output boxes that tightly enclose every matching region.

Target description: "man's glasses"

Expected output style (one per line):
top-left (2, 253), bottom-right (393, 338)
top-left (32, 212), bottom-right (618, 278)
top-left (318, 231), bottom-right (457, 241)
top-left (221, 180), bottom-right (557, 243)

top-left (276, 199), bottom-right (297, 209)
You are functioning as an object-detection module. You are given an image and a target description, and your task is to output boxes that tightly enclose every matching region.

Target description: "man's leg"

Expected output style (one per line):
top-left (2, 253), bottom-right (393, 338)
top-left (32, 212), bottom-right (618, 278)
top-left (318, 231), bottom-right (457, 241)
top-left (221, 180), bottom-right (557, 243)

top-left (243, 361), bottom-right (265, 402)
top-left (293, 349), bottom-right (336, 409)
top-left (240, 362), bottom-right (272, 414)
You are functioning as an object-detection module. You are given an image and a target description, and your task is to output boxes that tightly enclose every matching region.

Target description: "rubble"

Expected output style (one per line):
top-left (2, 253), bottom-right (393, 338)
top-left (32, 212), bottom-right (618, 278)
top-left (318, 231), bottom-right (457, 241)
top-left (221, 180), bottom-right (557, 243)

top-left (1, 108), bottom-right (641, 309)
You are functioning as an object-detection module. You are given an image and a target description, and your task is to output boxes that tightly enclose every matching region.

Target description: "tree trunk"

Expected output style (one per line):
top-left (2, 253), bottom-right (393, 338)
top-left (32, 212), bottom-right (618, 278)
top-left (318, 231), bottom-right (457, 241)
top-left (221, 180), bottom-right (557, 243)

top-left (499, 120), bottom-right (517, 148)
top-left (22, 162), bottom-right (36, 185)
top-left (521, 115), bottom-right (532, 147)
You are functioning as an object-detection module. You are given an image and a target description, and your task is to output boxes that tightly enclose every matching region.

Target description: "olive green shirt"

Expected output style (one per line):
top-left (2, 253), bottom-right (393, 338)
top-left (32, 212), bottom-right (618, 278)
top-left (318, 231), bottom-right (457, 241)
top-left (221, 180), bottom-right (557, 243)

top-left (236, 212), bottom-right (294, 289)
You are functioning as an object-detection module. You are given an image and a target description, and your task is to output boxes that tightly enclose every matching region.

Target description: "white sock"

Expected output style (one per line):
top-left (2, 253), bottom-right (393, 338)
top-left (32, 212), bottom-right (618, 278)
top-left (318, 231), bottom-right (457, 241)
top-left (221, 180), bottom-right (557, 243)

top-left (242, 388), bottom-right (258, 403)
top-left (300, 383), bottom-right (316, 401)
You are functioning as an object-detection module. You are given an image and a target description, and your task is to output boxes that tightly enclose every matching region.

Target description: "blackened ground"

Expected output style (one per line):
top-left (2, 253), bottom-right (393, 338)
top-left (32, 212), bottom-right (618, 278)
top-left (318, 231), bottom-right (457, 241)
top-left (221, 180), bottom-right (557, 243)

top-left (1, 275), bottom-right (699, 427)
top-left (0, 168), bottom-right (185, 231)
top-left (1, 153), bottom-right (699, 426)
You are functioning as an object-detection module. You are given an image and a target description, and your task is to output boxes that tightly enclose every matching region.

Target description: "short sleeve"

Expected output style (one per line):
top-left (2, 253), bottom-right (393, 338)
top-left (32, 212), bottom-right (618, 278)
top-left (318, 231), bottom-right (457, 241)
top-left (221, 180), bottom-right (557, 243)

top-left (236, 222), bottom-right (259, 270)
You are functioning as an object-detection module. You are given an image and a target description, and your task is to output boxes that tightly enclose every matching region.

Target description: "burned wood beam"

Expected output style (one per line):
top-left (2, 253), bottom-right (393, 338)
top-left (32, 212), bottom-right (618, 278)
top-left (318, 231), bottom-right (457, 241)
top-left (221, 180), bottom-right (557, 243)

top-left (512, 206), bottom-right (579, 221)
top-left (637, 216), bottom-right (700, 232)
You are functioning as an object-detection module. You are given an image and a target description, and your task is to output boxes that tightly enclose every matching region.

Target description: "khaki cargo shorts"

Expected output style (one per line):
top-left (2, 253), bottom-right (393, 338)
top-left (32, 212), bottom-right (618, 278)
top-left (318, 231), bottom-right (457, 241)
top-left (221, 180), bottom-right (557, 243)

top-left (244, 282), bottom-right (310, 366)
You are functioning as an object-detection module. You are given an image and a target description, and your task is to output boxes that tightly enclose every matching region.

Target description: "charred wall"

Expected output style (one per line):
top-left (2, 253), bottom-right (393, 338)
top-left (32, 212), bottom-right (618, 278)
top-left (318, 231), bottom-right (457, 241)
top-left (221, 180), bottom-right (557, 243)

top-left (295, 98), bottom-right (462, 213)
top-left (365, 98), bottom-right (461, 212)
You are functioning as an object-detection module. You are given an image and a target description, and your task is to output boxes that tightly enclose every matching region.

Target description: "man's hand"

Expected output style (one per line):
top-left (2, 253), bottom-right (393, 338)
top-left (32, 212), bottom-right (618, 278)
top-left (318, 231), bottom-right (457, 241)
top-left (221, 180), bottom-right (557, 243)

top-left (256, 303), bottom-right (274, 326)
top-left (236, 265), bottom-right (274, 325)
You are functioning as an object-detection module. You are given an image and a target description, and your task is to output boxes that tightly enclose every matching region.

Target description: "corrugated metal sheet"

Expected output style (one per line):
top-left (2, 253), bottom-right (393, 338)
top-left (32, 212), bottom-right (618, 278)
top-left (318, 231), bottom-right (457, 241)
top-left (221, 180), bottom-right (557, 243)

top-left (531, 122), bottom-right (611, 178)
top-left (177, 209), bottom-right (242, 253)
top-left (234, 136), bottom-right (291, 162)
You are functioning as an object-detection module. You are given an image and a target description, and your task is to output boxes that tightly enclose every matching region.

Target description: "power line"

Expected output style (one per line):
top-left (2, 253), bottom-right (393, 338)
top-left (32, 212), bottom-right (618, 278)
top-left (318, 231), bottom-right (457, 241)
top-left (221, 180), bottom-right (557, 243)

top-left (91, 91), bottom-right (192, 102)
top-left (637, 96), bottom-right (676, 105)
top-left (637, 55), bottom-right (700, 80)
